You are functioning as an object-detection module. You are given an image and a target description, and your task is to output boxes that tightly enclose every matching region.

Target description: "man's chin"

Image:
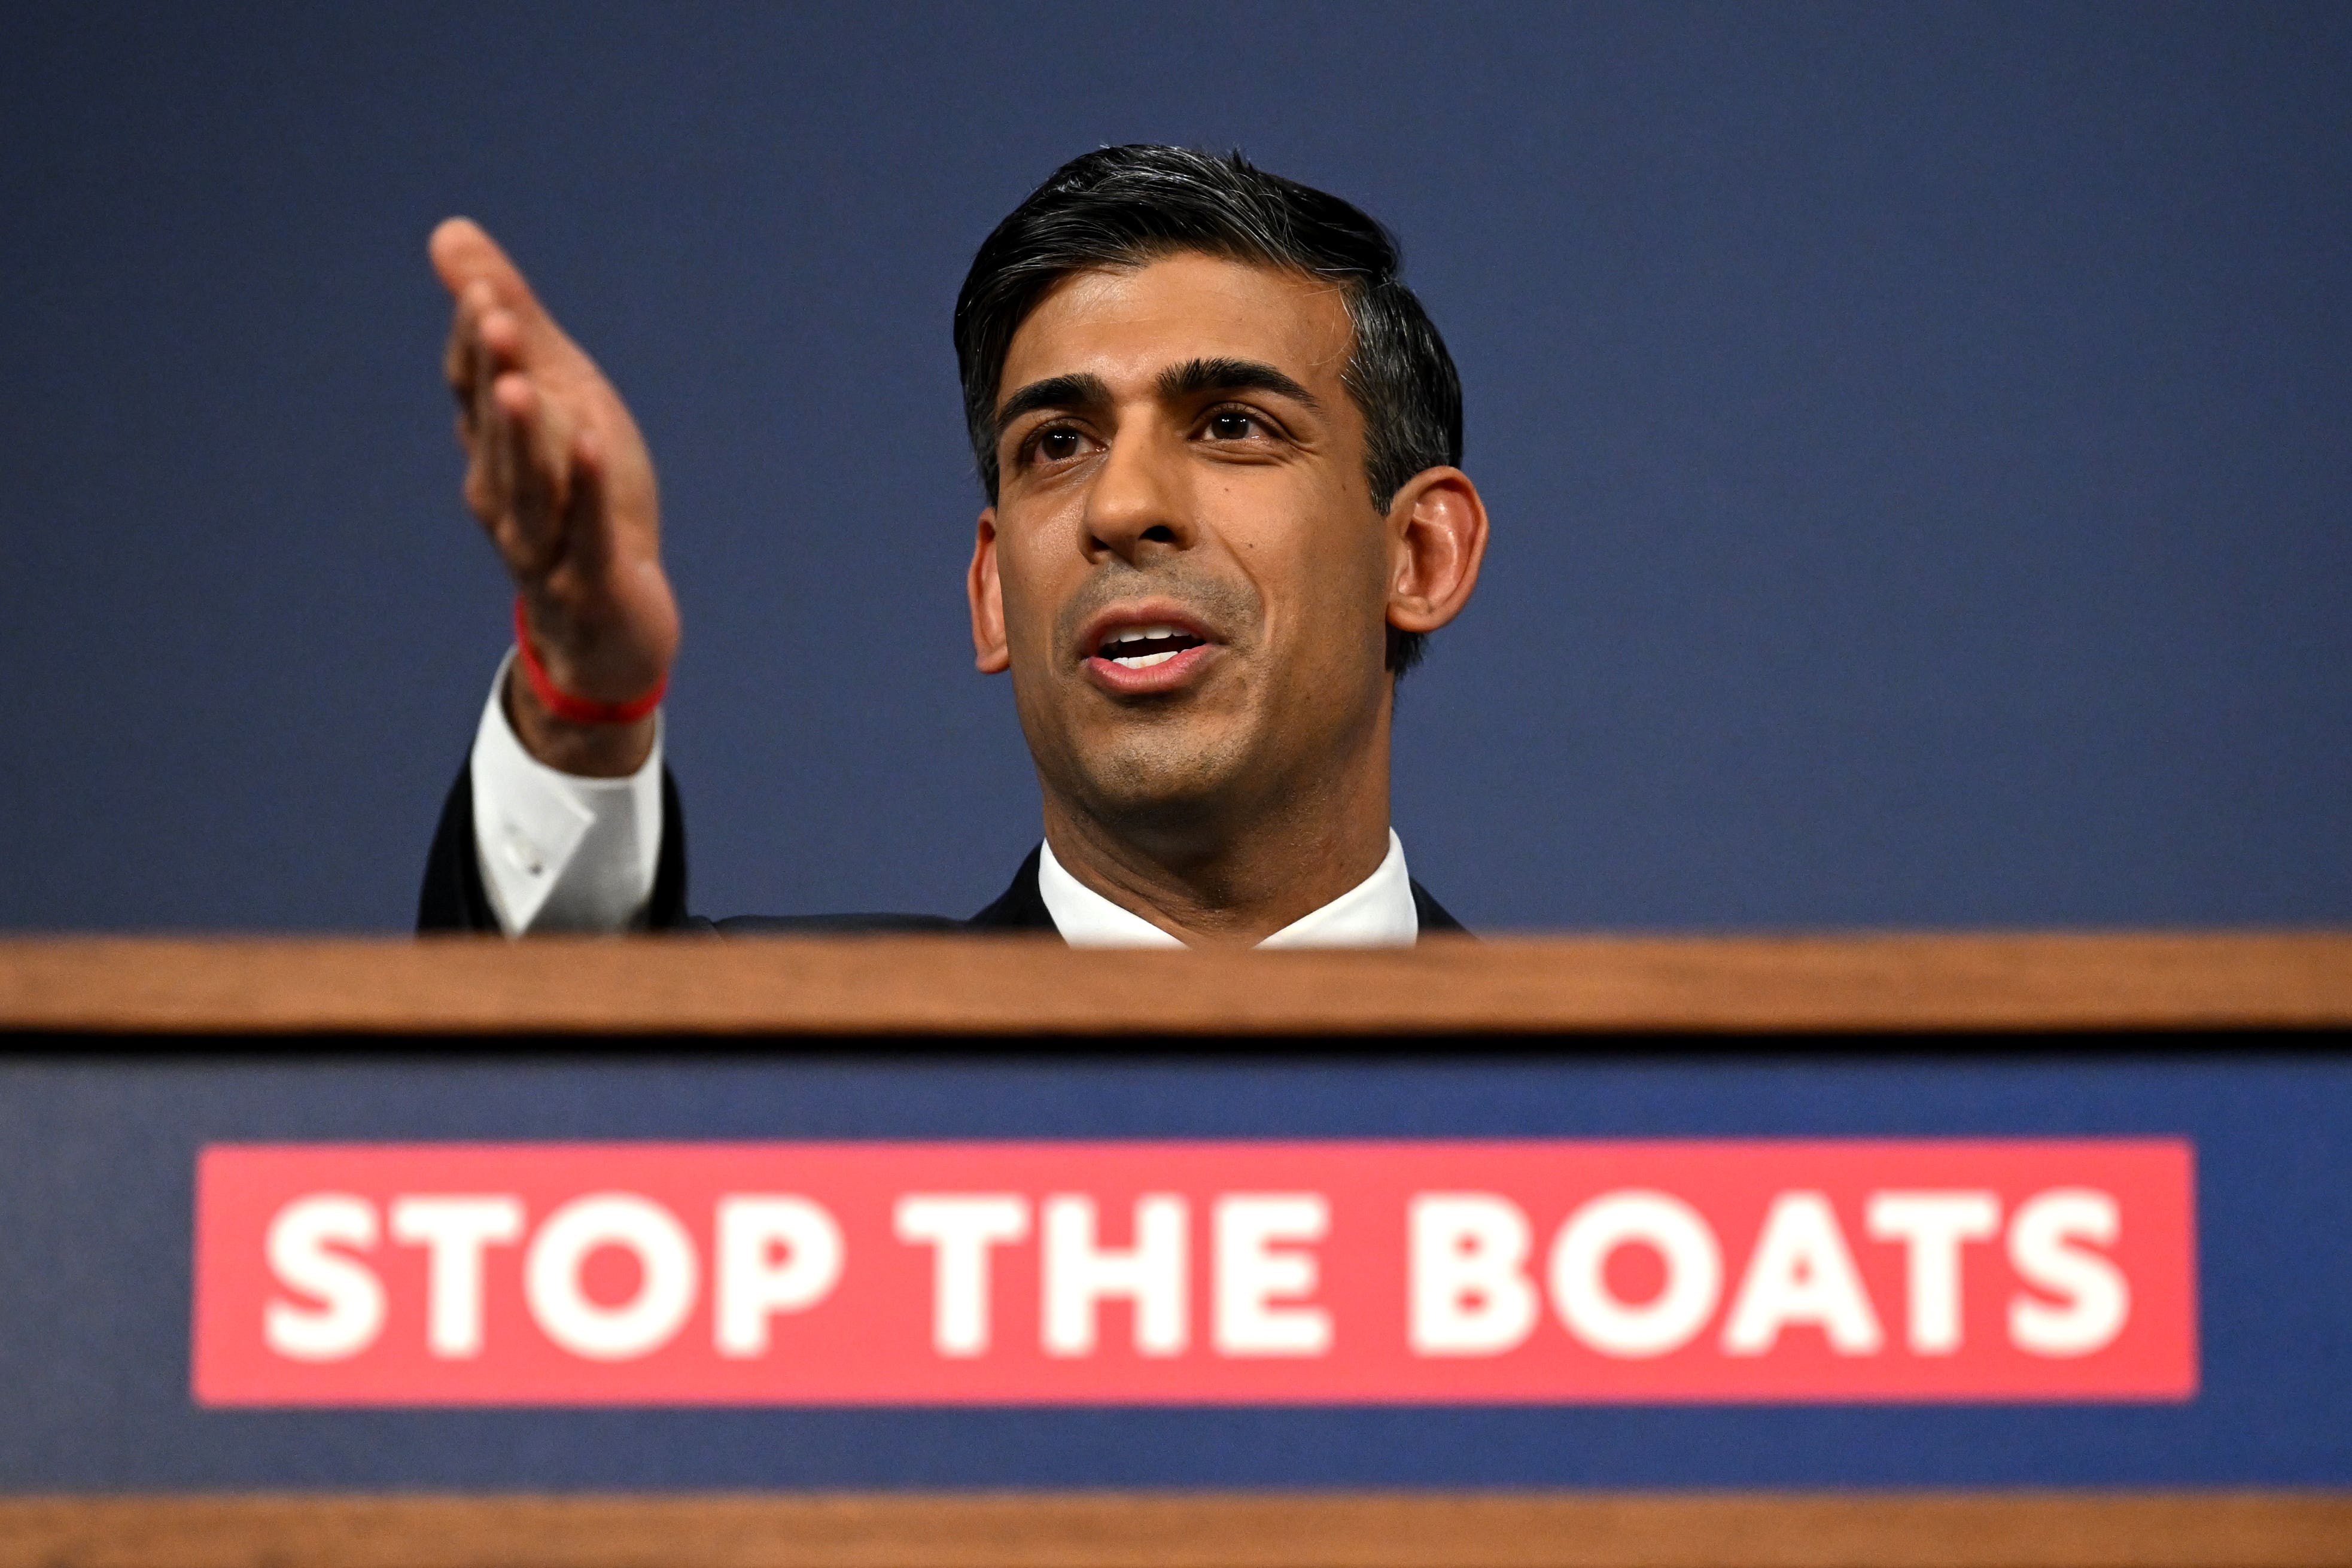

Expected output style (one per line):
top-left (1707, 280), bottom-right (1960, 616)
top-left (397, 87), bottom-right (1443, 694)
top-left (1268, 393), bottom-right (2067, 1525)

top-left (1060, 725), bottom-right (1264, 835)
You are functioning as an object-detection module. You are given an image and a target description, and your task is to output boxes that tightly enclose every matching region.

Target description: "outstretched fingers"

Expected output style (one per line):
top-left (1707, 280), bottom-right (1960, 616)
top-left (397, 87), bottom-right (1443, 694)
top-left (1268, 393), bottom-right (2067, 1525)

top-left (427, 213), bottom-right (672, 713)
top-left (445, 280), bottom-right (507, 445)
top-left (430, 218), bottom-right (573, 373)
top-left (441, 266), bottom-right (574, 580)
top-left (430, 219), bottom-right (531, 322)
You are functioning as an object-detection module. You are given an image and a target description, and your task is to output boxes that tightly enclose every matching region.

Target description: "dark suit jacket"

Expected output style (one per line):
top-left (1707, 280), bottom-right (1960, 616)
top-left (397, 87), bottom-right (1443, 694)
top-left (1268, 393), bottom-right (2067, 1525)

top-left (418, 765), bottom-right (1467, 936)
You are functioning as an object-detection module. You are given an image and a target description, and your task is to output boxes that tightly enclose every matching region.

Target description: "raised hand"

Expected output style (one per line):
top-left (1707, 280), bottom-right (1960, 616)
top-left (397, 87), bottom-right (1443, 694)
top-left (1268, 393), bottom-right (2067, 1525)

top-left (433, 218), bottom-right (678, 775)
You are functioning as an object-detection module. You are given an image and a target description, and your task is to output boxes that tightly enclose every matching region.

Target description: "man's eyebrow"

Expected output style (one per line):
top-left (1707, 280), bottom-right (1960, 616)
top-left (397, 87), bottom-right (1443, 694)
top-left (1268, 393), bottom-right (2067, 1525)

top-left (1156, 357), bottom-right (1323, 410)
top-left (993, 372), bottom-right (1112, 442)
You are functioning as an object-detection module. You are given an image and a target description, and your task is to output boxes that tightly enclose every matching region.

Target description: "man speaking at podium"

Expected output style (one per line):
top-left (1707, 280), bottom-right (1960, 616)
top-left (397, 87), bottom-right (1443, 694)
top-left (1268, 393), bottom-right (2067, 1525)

top-left (419, 146), bottom-right (1489, 946)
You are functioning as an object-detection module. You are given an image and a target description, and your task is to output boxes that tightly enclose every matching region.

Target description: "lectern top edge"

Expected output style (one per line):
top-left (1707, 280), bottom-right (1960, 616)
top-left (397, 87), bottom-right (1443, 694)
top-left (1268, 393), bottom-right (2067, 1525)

top-left (1, 932), bottom-right (2347, 1036)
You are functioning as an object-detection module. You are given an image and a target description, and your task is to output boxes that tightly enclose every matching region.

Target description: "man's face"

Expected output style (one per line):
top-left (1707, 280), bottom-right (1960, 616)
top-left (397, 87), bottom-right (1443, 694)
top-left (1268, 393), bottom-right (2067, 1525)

top-left (970, 252), bottom-right (1396, 837)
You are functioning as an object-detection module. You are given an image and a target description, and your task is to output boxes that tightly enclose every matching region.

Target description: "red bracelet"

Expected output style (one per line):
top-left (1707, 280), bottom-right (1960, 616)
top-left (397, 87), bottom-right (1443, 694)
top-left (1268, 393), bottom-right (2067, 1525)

top-left (512, 596), bottom-right (667, 724)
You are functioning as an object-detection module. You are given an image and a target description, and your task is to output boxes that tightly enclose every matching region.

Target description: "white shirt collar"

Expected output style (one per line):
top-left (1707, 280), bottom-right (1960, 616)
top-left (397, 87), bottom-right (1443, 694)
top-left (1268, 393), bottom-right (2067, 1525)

top-left (1035, 830), bottom-right (1419, 948)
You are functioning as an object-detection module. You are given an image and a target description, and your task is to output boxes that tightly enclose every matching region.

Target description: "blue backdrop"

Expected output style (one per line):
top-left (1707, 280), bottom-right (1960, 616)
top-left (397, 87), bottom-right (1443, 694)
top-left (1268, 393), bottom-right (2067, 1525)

top-left (4, 3), bottom-right (2347, 932)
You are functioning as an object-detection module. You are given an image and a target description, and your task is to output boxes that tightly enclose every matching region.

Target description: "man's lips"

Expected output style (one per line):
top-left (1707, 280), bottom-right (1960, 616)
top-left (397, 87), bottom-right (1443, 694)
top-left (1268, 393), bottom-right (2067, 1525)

top-left (1075, 605), bottom-right (1222, 695)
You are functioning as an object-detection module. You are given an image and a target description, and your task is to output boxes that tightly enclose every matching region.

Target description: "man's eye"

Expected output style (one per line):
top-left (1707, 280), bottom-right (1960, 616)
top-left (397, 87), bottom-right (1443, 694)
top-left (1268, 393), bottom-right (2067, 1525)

top-left (1036, 428), bottom-right (1084, 462)
top-left (1206, 411), bottom-right (1258, 440)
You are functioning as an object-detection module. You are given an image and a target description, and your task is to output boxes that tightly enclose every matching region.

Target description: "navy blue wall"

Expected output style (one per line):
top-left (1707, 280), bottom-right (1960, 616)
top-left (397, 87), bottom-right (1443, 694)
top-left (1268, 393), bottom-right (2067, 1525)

top-left (4, 3), bottom-right (2347, 932)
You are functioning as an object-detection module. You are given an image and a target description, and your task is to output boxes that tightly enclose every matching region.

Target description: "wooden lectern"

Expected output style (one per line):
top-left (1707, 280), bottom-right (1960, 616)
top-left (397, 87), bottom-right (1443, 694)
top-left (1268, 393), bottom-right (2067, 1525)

top-left (1, 931), bottom-right (2347, 1568)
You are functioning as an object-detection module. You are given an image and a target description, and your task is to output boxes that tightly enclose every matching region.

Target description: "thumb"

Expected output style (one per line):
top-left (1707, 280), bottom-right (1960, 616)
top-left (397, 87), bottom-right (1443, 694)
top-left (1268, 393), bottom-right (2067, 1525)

top-left (559, 426), bottom-right (619, 578)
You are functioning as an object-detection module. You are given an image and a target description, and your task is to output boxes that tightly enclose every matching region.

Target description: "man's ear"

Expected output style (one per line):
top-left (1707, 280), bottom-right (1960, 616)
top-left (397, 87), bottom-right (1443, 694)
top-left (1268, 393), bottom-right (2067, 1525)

top-left (1385, 467), bottom-right (1489, 638)
top-left (967, 508), bottom-right (1011, 674)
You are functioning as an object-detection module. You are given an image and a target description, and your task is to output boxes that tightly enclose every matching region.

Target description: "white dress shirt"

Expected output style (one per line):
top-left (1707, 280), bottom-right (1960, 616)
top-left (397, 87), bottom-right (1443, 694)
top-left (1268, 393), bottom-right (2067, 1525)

top-left (1036, 832), bottom-right (1417, 947)
top-left (468, 662), bottom-right (1419, 945)
top-left (470, 652), bottom-right (666, 933)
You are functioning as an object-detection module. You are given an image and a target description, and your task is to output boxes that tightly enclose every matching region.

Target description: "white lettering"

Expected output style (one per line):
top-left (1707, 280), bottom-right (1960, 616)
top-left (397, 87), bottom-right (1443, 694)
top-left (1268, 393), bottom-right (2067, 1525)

top-left (1041, 1194), bottom-right (1188, 1357)
top-left (894, 1194), bottom-right (1030, 1357)
top-left (388, 1194), bottom-right (524, 1359)
top-left (263, 1193), bottom-right (385, 1362)
top-left (714, 1195), bottom-right (844, 1357)
top-left (524, 1192), bottom-right (698, 1360)
top-left (1408, 1193), bottom-right (1538, 1356)
top-left (1865, 1190), bottom-right (1999, 1354)
top-left (2008, 1188), bottom-right (2129, 1356)
top-left (1213, 1193), bottom-right (1331, 1357)
top-left (1548, 1189), bottom-right (1721, 1357)
top-left (1722, 1191), bottom-right (1885, 1356)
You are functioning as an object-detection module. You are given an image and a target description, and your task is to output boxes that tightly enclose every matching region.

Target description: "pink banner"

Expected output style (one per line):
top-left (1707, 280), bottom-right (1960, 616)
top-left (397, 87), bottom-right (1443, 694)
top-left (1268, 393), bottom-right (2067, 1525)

top-left (194, 1139), bottom-right (2195, 1405)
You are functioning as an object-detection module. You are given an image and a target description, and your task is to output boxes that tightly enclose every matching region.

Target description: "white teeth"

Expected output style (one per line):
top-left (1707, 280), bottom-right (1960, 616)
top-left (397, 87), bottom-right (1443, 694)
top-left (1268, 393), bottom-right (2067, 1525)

top-left (1095, 622), bottom-right (1201, 670)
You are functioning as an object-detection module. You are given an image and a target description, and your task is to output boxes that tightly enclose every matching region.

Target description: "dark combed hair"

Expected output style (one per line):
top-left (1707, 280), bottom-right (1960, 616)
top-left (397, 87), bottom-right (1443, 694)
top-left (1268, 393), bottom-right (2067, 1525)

top-left (953, 145), bottom-right (1463, 677)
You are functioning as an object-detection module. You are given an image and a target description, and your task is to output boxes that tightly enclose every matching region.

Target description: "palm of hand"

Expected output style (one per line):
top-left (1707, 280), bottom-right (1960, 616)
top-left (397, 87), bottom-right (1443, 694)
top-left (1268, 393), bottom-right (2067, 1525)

top-left (433, 217), bottom-right (678, 705)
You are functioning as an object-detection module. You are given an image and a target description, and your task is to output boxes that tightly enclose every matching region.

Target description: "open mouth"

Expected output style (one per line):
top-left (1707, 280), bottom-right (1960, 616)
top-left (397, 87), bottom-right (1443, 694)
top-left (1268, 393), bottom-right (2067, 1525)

top-left (1093, 624), bottom-right (1209, 671)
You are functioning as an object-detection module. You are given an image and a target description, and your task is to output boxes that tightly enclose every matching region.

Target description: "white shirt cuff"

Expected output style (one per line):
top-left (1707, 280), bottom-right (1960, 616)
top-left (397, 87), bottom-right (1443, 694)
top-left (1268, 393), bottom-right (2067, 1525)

top-left (468, 650), bottom-right (664, 935)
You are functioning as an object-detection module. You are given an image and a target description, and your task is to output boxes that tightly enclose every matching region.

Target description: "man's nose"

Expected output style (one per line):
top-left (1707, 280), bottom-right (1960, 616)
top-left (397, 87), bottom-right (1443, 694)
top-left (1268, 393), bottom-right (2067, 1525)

top-left (1081, 424), bottom-right (1194, 563)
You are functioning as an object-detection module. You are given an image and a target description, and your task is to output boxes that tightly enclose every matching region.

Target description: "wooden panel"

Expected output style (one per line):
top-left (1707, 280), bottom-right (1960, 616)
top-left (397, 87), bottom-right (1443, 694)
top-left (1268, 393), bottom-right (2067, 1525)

top-left (1, 932), bottom-right (2348, 1036)
top-left (3, 1491), bottom-right (2347, 1568)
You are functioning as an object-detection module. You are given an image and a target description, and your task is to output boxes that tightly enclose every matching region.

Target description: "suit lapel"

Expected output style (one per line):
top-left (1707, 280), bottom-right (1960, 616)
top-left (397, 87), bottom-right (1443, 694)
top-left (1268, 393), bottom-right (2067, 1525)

top-left (1409, 879), bottom-right (1469, 935)
top-left (964, 846), bottom-right (1058, 931)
